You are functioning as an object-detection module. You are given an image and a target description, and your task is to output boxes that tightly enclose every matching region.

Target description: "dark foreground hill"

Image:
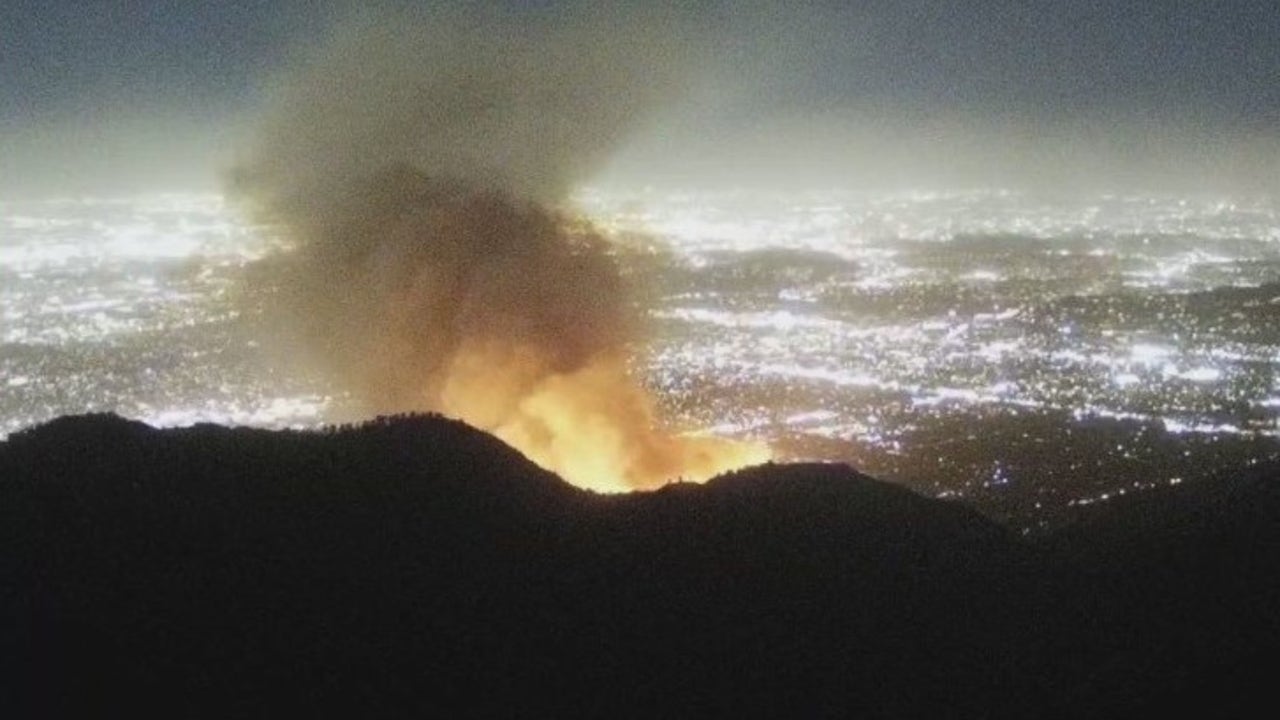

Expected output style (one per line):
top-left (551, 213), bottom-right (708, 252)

top-left (1, 414), bottom-right (1277, 718)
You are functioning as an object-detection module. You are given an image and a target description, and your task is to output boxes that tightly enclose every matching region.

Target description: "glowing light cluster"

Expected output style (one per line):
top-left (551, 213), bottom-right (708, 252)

top-left (3, 189), bottom-right (1279, 518)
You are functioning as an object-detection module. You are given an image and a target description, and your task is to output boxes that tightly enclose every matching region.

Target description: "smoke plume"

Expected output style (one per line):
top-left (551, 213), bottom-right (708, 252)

top-left (230, 9), bottom-right (768, 491)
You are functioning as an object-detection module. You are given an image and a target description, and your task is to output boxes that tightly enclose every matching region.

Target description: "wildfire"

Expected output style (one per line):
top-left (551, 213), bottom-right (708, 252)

top-left (229, 10), bottom-right (771, 493)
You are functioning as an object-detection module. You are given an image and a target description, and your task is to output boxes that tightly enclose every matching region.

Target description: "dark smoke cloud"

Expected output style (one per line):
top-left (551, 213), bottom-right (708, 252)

top-left (230, 8), bottom-right (767, 490)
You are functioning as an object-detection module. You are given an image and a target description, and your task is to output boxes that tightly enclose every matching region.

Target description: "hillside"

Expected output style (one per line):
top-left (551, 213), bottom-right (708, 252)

top-left (1, 414), bottom-right (1276, 718)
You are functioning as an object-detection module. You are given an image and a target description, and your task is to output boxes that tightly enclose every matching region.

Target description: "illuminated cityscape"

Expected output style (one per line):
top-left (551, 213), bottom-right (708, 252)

top-left (4, 190), bottom-right (1279, 528)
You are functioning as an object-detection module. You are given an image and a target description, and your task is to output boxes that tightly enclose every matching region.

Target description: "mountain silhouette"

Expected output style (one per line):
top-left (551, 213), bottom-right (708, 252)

top-left (1, 413), bottom-right (1276, 718)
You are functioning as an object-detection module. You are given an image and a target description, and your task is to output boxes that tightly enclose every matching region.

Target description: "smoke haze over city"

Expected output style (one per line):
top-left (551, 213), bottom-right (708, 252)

top-left (4, 1), bottom-right (1279, 197)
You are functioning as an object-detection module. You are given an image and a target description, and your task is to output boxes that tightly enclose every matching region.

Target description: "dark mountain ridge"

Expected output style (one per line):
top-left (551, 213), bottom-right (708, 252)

top-left (1, 413), bottom-right (1276, 718)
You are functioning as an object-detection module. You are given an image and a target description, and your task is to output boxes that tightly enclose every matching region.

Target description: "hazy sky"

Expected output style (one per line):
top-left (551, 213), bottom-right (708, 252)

top-left (3, 1), bottom-right (1279, 196)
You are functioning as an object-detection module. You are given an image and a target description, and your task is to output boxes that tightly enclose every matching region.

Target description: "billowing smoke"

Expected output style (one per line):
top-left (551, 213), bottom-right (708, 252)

top-left (230, 9), bottom-right (768, 491)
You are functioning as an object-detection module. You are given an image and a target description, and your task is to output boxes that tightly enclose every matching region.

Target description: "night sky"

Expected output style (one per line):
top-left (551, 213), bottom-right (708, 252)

top-left (3, 1), bottom-right (1279, 195)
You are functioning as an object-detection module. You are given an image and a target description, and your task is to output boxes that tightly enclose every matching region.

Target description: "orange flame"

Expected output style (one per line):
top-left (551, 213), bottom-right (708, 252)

top-left (439, 344), bottom-right (770, 492)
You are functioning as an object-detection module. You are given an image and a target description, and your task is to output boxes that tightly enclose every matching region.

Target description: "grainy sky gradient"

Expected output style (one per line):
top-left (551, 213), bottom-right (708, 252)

top-left (3, 1), bottom-right (1279, 196)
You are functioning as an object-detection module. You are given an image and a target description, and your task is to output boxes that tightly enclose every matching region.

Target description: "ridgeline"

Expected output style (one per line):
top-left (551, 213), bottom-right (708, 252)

top-left (2, 414), bottom-right (1276, 717)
